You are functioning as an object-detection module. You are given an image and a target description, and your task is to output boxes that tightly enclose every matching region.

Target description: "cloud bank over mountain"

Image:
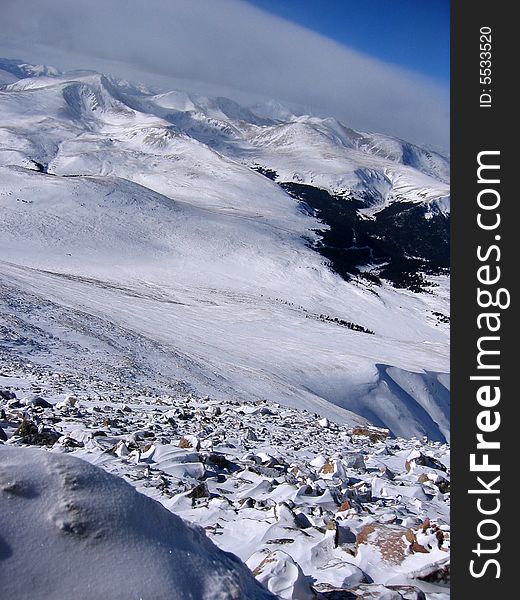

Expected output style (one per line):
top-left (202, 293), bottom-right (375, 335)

top-left (0, 0), bottom-right (449, 150)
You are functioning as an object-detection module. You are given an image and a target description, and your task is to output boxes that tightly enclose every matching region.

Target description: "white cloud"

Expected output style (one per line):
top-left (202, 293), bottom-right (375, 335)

top-left (0, 0), bottom-right (449, 150)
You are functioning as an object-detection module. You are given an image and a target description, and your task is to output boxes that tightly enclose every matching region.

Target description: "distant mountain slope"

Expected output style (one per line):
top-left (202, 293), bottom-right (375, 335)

top-left (0, 59), bottom-right (450, 441)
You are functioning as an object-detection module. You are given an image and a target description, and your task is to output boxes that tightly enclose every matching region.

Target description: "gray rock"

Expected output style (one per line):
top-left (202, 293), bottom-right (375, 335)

top-left (345, 452), bottom-right (366, 472)
top-left (28, 396), bottom-right (53, 409)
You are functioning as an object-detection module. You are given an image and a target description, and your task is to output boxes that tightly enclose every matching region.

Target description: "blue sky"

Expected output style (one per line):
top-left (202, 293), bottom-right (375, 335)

top-left (247, 0), bottom-right (450, 84)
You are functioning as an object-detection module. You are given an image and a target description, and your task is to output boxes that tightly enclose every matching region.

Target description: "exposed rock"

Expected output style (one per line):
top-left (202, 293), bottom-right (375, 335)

top-left (410, 558), bottom-right (450, 584)
top-left (206, 452), bottom-right (231, 469)
top-left (13, 419), bottom-right (60, 446)
top-left (344, 453), bottom-right (366, 472)
top-left (405, 450), bottom-right (447, 473)
top-left (313, 583), bottom-right (426, 599)
top-left (0, 389), bottom-right (16, 401)
top-left (350, 427), bottom-right (389, 443)
top-left (178, 434), bottom-right (200, 450)
top-left (27, 395), bottom-right (53, 409)
top-left (386, 587), bottom-right (426, 600)
top-left (188, 482), bottom-right (210, 500)
top-left (356, 523), bottom-right (417, 566)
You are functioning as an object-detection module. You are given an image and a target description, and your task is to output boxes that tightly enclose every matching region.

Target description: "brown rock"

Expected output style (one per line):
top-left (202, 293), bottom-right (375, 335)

top-left (411, 541), bottom-right (429, 554)
top-left (13, 419), bottom-right (59, 447)
top-left (178, 435), bottom-right (200, 450)
top-left (350, 426), bottom-right (389, 443)
top-left (356, 523), bottom-right (418, 566)
top-left (325, 519), bottom-right (337, 531)
top-left (410, 558), bottom-right (450, 584)
top-left (206, 453), bottom-right (230, 469)
top-left (435, 529), bottom-right (445, 546)
top-left (320, 460), bottom-right (335, 474)
top-left (187, 482), bottom-right (210, 500)
top-left (14, 419), bottom-right (38, 438)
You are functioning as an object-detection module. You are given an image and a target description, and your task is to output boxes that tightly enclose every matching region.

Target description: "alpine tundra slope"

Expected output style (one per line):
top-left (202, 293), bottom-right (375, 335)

top-left (0, 59), bottom-right (451, 600)
top-left (0, 59), bottom-right (449, 442)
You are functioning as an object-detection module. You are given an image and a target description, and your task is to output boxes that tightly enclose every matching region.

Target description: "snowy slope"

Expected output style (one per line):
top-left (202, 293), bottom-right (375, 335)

top-left (0, 59), bottom-right (449, 211)
top-left (0, 60), bottom-right (450, 442)
top-left (114, 83), bottom-right (450, 212)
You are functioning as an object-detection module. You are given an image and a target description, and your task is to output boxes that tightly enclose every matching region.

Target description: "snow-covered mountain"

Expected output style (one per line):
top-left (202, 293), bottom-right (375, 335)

top-left (0, 58), bottom-right (450, 599)
top-left (0, 59), bottom-right (449, 442)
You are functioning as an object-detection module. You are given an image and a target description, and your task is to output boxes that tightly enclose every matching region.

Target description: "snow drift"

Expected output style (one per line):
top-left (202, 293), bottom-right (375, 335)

top-left (0, 446), bottom-right (275, 600)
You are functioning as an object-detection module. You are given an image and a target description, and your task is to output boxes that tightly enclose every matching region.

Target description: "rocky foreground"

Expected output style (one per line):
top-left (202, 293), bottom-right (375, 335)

top-left (0, 359), bottom-right (450, 599)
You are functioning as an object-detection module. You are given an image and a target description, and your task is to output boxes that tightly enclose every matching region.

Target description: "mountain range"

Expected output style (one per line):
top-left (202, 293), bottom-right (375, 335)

top-left (0, 58), bottom-right (450, 442)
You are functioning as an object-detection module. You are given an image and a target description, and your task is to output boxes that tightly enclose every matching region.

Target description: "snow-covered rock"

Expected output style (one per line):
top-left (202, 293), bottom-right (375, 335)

top-left (247, 550), bottom-right (314, 600)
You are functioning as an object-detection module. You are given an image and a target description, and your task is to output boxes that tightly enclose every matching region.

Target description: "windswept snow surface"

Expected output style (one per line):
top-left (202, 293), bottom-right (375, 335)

top-left (0, 445), bottom-right (276, 600)
top-left (0, 61), bottom-right (449, 442)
